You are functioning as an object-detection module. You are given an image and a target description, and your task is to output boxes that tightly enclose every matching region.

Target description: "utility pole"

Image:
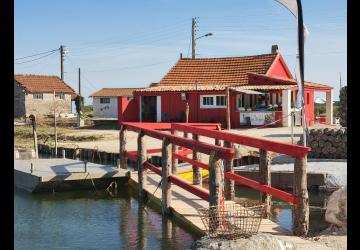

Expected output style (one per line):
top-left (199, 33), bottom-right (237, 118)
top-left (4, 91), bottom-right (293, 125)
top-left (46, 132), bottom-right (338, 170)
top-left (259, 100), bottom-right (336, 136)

top-left (339, 72), bottom-right (342, 89)
top-left (60, 45), bottom-right (65, 80)
top-left (78, 67), bottom-right (81, 96)
top-left (53, 91), bottom-right (58, 156)
top-left (191, 17), bottom-right (196, 59)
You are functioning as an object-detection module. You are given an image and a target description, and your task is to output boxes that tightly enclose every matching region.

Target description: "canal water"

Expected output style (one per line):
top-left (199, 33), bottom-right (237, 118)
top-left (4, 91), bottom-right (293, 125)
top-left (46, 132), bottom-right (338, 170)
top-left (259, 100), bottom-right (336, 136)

top-left (15, 184), bottom-right (330, 250)
top-left (14, 187), bottom-right (198, 250)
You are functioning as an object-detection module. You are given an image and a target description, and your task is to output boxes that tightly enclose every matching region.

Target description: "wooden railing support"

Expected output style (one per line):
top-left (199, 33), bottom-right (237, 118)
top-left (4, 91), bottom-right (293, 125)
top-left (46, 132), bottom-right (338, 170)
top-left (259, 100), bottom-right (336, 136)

top-left (259, 149), bottom-right (272, 218)
top-left (171, 130), bottom-right (178, 174)
top-left (192, 134), bottom-right (202, 185)
top-left (137, 130), bottom-right (147, 198)
top-left (224, 141), bottom-right (234, 201)
top-left (215, 125), bottom-right (222, 146)
top-left (209, 150), bottom-right (223, 231)
top-left (292, 156), bottom-right (309, 236)
top-left (161, 137), bottom-right (172, 215)
top-left (119, 125), bottom-right (128, 169)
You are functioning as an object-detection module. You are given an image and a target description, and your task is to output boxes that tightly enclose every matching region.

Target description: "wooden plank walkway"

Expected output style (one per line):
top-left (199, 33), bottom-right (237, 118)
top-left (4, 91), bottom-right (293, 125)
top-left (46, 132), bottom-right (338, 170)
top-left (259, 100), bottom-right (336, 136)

top-left (129, 171), bottom-right (331, 250)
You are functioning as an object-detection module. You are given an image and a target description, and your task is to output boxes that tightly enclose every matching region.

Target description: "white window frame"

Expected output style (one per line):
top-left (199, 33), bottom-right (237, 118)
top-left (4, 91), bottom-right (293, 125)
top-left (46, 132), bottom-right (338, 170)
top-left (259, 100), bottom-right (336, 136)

top-left (200, 95), bottom-right (226, 109)
top-left (33, 93), bottom-right (43, 100)
top-left (100, 97), bottom-right (110, 104)
top-left (55, 93), bottom-right (65, 100)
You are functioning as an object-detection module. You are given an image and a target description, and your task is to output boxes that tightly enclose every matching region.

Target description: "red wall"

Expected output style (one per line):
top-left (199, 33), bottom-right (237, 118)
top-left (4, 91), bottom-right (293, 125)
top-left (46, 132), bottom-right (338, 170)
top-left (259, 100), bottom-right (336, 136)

top-left (118, 96), bottom-right (138, 127)
top-left (267, 56), bottom-right (292, 79)
top-left (304, 89), bottom-right (315, 126)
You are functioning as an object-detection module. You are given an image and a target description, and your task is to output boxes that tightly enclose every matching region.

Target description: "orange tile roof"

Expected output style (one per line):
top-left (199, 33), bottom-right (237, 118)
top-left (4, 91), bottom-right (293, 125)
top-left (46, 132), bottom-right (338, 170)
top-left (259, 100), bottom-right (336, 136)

top-left (158, 53), bottom-right (278, 86)
top-left (15, 74), bottom-right (78, 99)
top-left (136, 85), bottom-right (228, 92)
top-left (89, 88), bottom-right (142, 97)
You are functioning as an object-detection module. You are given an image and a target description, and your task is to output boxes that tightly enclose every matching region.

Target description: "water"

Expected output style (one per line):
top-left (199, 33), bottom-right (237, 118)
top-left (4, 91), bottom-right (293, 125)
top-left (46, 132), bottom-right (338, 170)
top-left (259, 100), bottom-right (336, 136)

top-left (14, 187), bottom-right (198, 250)
top-left (234, 186), bottom-right (331, 234)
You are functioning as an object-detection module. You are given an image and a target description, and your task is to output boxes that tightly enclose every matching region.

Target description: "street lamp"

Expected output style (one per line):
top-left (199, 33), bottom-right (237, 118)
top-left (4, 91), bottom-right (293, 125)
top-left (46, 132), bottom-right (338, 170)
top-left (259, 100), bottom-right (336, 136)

top-left (195, 32), bottom-right (213, 40)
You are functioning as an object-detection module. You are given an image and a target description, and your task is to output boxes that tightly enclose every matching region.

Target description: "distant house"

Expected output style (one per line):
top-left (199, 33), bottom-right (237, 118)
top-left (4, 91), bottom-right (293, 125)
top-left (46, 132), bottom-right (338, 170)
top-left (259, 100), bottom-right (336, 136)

top-left (14, 75), bottom-right (77, 118)
top-left (89, 88), bottom-right (142, 120)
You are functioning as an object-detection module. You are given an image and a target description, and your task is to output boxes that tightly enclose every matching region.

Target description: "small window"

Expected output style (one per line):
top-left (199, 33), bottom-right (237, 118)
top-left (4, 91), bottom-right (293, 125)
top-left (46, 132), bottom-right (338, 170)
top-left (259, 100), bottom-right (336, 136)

top-left (216, 96), bottom-right (226, 106)
top-left (127, 96), bottom-right (133, 101)
top-left (33, 93), bottom-right (43, 100)
top-left (202, 96), bottom-right (214, 106)
top-left (55, 93), bottom-right (65, 100)
top-left (307, 93), bottom-right (310, 105)
top-left (100, 98), bottom-right (110, 104)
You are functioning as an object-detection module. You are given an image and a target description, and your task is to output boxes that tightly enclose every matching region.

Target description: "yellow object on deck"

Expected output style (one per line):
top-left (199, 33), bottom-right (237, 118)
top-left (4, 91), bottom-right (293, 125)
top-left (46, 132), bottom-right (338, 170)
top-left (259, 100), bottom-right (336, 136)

top-left (176, 169), bottom-right (209, 182)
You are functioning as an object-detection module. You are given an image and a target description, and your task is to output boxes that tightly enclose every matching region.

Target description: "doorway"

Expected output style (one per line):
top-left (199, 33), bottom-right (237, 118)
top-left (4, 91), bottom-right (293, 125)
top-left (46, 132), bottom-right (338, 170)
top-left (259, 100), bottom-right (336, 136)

top-left (141, 96), bottom-right (157, 122)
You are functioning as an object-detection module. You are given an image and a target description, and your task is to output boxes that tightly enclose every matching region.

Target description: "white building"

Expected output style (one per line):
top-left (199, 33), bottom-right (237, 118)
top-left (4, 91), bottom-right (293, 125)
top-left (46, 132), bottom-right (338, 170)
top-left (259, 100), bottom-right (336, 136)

top-left (89, 88), bottom-right (140, 119)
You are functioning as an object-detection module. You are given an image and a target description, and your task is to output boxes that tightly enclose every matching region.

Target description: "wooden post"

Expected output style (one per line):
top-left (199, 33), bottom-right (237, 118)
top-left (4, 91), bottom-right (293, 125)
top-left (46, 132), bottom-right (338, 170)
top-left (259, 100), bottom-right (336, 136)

top-left (208, 150), bottom-right (223, 232)
top-left (137, 130), bottom-right (147, 198)
top-left (215, 125), bottom-right (222, 146)
top-left (171, 130), bottom-right (178, 174)
top-left (119, 126), bottom-right (128, 169)
top-left (259, 149), bottom-right (272, 218)
top-left (161, 137), bottom-right (172, 215)
top-left (29, 115), bottom-right (38, 159)
top-left (226, 87), bottom-right (231, 130)
top-left (184, 102), bottom-right (190, 138)
top-left (192, 134), bottom-right (202, 185)
top-left (292, 156), bottom-right (309, 236)
top-left (224, 141), bottom-right (234, 200)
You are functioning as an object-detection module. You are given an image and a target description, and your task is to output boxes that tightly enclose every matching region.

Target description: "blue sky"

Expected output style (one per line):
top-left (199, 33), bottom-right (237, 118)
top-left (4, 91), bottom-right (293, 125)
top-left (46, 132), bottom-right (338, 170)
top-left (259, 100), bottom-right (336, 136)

top-left (15, 0), bottom-right (346, 104)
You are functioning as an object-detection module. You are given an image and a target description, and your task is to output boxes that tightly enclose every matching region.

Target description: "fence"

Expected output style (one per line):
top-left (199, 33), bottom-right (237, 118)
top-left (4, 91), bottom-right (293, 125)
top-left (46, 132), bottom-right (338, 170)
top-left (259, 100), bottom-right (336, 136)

top-left (120, 122), bottom-right (310, 236)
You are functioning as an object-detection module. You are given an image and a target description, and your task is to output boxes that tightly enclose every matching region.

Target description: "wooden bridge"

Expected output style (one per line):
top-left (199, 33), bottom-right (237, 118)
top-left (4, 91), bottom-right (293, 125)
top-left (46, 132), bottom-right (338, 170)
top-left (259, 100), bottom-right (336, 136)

top-left (119, 122), bottom-right (331, 249)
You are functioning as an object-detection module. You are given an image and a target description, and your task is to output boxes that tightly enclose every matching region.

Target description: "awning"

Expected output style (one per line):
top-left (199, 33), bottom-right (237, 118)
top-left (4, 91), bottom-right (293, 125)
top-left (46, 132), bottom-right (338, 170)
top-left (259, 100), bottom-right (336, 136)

top-left (229, 88), bottom-right (264, 95)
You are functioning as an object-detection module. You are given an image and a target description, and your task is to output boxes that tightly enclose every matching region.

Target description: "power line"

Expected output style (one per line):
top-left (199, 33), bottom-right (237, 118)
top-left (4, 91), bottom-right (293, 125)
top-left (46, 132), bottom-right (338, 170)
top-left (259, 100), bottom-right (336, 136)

top-left (14, 50), bottom-right (58, 65)
top-left (15, 48), bottom-right (59, 61)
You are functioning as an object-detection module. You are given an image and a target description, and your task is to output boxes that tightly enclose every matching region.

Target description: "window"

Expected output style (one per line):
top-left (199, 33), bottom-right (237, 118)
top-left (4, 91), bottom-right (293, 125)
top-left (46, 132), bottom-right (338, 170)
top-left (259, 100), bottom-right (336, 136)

top-left (216, 96), bottom-right (226, 106)
top-left (100, 98), bottom-right (110, 104)
top-left (127, 96), bottom-right (133, 101)
top-left (33, 93), bottom-right (43, 100)
top-left (200, 95), bottom-right (226, 108)
top-left (55, 93), bottom-right (65, 99)
top-left (307, 93), bottom-right (310, 105)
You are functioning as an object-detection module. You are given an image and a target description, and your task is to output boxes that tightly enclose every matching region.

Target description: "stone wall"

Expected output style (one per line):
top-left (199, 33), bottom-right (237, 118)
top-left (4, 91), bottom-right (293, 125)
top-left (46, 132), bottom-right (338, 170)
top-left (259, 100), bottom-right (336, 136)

top-left (14, 81), bottom-right (26, 118)
top-left (306, 128), bottom-right (347, 159)
top-left (339, 86), bottom-right (347, 127)
top-left (25, 92), bottom-right (72, 117)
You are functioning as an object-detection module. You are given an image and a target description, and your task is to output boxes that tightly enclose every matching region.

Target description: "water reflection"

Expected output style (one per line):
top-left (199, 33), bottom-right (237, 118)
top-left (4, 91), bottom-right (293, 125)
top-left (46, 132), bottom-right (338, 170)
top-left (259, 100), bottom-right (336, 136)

top-left (15, 187), bottom-right (198, 250)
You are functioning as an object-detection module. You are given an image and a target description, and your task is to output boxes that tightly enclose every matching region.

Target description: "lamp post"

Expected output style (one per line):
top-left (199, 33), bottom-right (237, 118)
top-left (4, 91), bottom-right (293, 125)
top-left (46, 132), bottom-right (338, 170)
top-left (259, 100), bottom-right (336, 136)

top-left (192, 17), bottom-right (213, 59)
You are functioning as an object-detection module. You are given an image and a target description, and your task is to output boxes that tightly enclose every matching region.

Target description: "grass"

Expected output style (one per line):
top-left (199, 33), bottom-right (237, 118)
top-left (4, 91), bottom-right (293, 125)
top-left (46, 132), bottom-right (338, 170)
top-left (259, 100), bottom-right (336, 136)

top-left (14, 125), bottom-right (105, 149)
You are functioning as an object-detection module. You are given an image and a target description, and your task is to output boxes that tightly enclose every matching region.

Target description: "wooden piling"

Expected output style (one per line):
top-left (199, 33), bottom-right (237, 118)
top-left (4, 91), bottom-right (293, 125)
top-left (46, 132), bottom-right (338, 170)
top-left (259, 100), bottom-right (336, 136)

top-left (208, 150), bottom-right (223, 231)
top-left (137, 130), bottom-right (147, 198)
top-left (224, 141), bottom-right (234, 200)
top-left (259, 149), bottom-right (272, 218)
top-left (171, 130), bottom-right (178, 174)
top-left (292, 156), bottom-right (309, 236)
top-left (119, 126), bottom-right (128, 169)
top-left (192, 134), bottom-right (202, 185)
top-left (161, 137), bottom-right (172, 215)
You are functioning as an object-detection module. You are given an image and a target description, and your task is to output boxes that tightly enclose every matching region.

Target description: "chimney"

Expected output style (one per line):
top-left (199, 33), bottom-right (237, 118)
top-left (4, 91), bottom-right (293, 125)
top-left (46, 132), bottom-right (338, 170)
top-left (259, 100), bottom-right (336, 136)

top-left (180, 53), bottom-right (183, 59)
top-left (271, 45), bottom-right (278, 54)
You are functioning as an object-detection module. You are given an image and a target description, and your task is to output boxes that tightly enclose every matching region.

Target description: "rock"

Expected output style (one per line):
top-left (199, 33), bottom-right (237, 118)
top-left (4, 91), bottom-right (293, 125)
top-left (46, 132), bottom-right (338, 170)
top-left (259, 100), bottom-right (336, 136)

top-left (190, 233), bottom-right (295, 250)
top-left (325, 186), bottom-right (347, 227)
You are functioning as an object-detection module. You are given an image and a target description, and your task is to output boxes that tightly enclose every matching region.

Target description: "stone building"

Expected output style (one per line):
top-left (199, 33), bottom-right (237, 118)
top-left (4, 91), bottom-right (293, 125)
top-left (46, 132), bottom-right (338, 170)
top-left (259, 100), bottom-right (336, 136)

top-left (14, 75), bottom-right (77, 118)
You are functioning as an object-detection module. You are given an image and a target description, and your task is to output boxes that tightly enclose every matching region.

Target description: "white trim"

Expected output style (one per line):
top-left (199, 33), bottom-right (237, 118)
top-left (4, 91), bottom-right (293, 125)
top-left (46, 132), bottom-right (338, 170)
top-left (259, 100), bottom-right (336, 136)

top-left (200, 94), bottom-right (226, 109)
top-left (156, 96), bottom-right (161, 122)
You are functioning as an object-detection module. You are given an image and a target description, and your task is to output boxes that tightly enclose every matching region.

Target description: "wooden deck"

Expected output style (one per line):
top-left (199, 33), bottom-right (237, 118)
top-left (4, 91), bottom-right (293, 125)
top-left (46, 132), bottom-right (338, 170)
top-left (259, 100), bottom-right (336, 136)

top-left (129, 171), bottom-right (331, 250)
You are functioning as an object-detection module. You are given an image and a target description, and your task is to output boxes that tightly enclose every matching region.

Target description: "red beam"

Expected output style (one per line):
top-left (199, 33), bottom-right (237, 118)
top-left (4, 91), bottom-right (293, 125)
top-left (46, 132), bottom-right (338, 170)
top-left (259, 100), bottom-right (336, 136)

top-left (171, 123), bottom-right (310, 159)
top-left (173, 153), bottom-right (209, 170)
top-left (120, 122), bottom-right (220, 131)
top-left (169, 175), bottom-right (210, 201)
top-left (122, 122), bottom-right (234, 160)
top-left (143, 161), bottom-right (162, 175)
top-left (224, 172), bottom-right (300, 204)
top-left (177, 149), bottom-right (192, 156)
